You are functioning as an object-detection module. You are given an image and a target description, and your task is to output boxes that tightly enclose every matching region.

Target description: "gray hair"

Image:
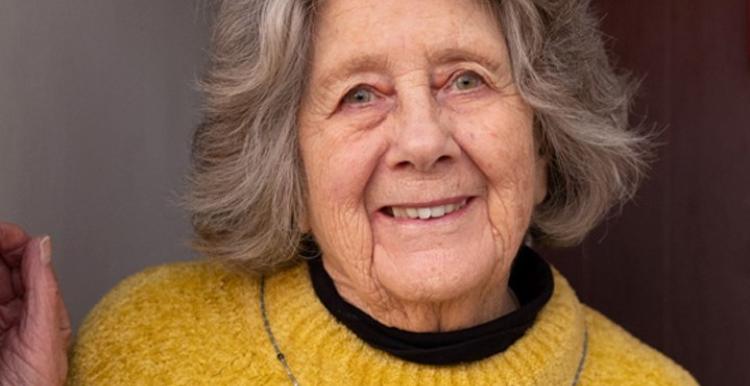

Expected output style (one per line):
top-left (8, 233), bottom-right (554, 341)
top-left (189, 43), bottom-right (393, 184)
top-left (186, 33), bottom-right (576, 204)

top-left (186, 0), bottom-right (651, 272)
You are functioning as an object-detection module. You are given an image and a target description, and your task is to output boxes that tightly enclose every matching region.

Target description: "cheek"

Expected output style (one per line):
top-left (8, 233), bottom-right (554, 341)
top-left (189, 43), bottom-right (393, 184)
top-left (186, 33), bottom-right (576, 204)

top-left (299, 128), bottom-right (387, 260)
top-left (452, 100), bottom-right (538, 249)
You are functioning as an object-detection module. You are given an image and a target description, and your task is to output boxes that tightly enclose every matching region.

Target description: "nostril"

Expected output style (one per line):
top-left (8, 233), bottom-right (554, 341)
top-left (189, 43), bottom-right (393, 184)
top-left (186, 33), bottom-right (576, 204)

top-left (393, 155), bottom-right (451, 171)
top-left (394, 160), bottom-right (412, 170)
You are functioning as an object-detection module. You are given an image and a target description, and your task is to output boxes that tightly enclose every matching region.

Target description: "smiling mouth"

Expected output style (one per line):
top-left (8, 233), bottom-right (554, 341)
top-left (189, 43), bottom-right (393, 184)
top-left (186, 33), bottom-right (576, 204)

top-left (381, 197), bottom-right (471, 220)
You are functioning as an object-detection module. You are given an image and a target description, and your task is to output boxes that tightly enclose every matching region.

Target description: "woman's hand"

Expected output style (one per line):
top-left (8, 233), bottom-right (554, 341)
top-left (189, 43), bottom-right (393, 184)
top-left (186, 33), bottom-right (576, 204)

top-left (0, 222), bottom-right (71, 386)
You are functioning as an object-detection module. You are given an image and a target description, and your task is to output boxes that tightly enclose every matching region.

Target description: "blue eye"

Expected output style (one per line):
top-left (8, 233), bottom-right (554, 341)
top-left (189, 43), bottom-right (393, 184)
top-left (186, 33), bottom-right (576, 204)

top-left (452, 71), bottom-right (484, 91)
top-left (342, 86), bottom-right (375, 105)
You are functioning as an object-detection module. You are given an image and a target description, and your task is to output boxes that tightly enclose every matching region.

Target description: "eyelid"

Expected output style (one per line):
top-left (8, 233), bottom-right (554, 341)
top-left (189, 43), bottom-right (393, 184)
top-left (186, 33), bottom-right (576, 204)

top-left (343, 84), bottom-right (374, 100)
top-left (334, 83), bottom-right (384, 115)
top-left (339, 84), bottom-right (376, 108)
top-left (446, 69), bottom-right (488, 91)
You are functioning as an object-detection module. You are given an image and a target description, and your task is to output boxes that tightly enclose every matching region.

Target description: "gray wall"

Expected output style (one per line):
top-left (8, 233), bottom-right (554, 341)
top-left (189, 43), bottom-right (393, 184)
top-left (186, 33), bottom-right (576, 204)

top-left (0, 1), bottom-right (209, 330)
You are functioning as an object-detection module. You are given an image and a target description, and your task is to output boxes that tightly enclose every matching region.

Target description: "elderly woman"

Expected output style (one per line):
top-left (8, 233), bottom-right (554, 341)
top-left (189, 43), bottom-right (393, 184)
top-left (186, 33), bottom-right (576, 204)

top-left (1, 0), bottom-right (699, 384)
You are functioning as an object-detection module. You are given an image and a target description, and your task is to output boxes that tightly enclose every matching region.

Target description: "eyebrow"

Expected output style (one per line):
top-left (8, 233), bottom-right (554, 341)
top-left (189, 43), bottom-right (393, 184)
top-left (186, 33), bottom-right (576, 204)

top-left (318, 54), bottom-right (393, 87)
top-left (316, 47), bottom-right (507, 87)
top-left (426, 47), bottom-right (506, 75)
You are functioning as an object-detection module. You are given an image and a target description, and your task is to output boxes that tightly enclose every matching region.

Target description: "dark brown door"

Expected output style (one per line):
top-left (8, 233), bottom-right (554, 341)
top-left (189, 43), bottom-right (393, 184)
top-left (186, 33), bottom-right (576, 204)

top-left (546, 1), bottom-right (750, 385)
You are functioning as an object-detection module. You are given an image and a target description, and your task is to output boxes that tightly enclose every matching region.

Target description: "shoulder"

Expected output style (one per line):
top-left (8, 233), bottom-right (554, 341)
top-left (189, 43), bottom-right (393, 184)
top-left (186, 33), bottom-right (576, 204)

top-left (72, 259), bottom-right (259, 333)
top-left (579, 306), bottom-right (699, 386)
top-left (67, 259), bottom-right (283, 385)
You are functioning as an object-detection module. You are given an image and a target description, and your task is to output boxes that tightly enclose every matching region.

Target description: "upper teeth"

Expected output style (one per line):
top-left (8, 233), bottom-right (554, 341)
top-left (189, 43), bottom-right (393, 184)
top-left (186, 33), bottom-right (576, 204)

top-left (391, 199), bottom-right (468, 220)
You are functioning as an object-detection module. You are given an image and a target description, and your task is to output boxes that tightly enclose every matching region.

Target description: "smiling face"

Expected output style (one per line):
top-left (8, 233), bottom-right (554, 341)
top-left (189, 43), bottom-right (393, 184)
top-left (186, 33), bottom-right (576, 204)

top-left (298, 0), bottom-right (547, 330)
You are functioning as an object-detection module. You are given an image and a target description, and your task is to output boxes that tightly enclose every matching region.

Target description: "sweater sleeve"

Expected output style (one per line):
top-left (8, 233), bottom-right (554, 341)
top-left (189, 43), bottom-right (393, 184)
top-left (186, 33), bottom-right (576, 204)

top-left (579, 306), bottom-right (700, 386)
top-left (65, 260), bottom-right (270, 385)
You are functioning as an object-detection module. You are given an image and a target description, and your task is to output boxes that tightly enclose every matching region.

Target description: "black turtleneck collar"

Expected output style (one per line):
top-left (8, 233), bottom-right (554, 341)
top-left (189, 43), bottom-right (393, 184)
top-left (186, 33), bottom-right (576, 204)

top-left (307, 245), bottom-right (554, 365)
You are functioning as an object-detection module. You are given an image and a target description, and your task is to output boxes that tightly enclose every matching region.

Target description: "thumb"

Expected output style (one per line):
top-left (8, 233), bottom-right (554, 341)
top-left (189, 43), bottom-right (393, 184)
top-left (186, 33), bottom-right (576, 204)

top-left (20, 236), bottom-right (70, 358)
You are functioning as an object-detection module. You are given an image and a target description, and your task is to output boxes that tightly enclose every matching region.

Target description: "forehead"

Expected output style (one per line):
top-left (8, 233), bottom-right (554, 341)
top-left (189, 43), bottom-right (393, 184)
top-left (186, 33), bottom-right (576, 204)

top-left (309, 0), bottom-right (508, 80)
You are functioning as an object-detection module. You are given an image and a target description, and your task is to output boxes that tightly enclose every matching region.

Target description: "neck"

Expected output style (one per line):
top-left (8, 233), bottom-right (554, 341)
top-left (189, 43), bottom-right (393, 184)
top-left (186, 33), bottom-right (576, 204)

top-left (327, 267), bottom-right (518, 332)
top-left (263, 257), bottom-right (586, 384)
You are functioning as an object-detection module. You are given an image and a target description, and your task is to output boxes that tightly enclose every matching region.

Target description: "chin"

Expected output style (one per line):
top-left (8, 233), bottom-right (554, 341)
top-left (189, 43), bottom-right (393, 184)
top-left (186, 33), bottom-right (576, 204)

top-left (371, 243), bottom-right (500, 303)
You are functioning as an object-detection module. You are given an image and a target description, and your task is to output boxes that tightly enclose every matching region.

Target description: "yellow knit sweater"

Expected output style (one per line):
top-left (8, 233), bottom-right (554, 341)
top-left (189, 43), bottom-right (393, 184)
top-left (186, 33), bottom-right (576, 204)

top-left (67, 259), bottom-right (698, 385)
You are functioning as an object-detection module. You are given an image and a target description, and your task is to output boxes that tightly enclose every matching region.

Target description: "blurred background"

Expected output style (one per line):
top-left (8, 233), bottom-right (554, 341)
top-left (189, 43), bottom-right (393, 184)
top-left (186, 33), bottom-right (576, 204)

top-left (547, 1), bottom-right (750, 385)
top-left (1, 1), bottom-right (748, 385)
top-left (0, 0), bottom-right (207, 332)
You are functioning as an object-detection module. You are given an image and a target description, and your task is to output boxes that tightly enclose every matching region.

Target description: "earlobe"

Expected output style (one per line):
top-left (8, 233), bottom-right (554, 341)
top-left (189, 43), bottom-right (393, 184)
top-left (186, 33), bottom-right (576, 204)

top-left (296, 181), bottom-right (312, 232)
top-left (298, 209), bottom-right (311, 233)
top-left (533, 154), bottom-right (548, 205)
top-left (530, 115), bottom-right (548, 206)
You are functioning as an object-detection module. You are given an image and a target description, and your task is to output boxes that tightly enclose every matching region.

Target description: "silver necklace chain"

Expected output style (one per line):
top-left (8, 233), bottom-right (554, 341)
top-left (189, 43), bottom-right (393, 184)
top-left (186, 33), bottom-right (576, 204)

top-left (259, 276), bottom-right (588, 386)
top-left (572, 327), bottom-right (589, 386)
top-left (259, 276), bottom-right (300, 386)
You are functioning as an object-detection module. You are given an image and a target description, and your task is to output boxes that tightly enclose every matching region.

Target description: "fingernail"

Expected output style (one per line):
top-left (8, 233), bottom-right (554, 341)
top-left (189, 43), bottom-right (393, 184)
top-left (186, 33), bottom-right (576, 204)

top-left (40, 236), bottom-right (51, 264)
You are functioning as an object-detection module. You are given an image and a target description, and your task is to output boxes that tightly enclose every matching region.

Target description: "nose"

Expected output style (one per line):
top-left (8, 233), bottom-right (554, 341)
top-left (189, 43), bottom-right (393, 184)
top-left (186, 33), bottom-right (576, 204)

top-left (385, 92), bottom-right (460, 173)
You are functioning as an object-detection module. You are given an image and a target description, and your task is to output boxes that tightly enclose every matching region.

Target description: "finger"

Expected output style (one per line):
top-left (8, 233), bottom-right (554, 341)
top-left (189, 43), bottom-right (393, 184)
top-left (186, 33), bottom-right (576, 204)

top-left (55, 287), bottom-right (73, 385)
top-left (0, 298), bottom-right (23, 332)
top-left (3, 248), bottom-right (25, 268)
top-left (48, 262), bottom-right (73, 352)
top-left (19, 237), bottom-right (64, 352)
top-left (0, 260), bottom-right (14, 303)
top-left (0, 222), bottom-right (30, 254)
top-left (12, 268), bottom-right (24, 298)
top-left (59, 300), bottom-right (73, 352)
top-left (0, 222), bottom-right (30, 267)
top-left (19, 237), bottom-right (70, 385)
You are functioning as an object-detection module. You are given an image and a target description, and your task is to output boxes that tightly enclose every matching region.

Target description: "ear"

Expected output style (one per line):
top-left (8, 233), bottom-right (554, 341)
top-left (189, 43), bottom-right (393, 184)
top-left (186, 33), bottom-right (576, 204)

top-left (533, 151), bottom-right (548, 206)
top-left (297, 207), bottom-right (311, 233)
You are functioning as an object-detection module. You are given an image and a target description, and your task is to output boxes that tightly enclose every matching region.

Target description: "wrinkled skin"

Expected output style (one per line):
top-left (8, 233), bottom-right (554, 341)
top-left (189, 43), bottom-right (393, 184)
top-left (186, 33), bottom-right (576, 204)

top-left (0, 222), bottom-right (70, 386)
top-left (0, 2), bottom-right (548, 382)
top-left (298, 0), bottom-right (547, 332)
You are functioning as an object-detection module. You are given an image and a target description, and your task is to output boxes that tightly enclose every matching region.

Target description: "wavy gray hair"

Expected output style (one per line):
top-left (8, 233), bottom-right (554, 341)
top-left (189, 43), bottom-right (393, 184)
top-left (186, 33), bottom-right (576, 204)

top-left (186, 0), bottom-right (651, 272)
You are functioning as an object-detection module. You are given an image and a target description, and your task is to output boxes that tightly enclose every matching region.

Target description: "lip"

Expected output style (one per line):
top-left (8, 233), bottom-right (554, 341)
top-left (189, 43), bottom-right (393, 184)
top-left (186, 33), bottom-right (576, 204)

top-left (378, 195), bottom-right (473, 211)
top-left (375, 196), bottom-right (476, 223)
